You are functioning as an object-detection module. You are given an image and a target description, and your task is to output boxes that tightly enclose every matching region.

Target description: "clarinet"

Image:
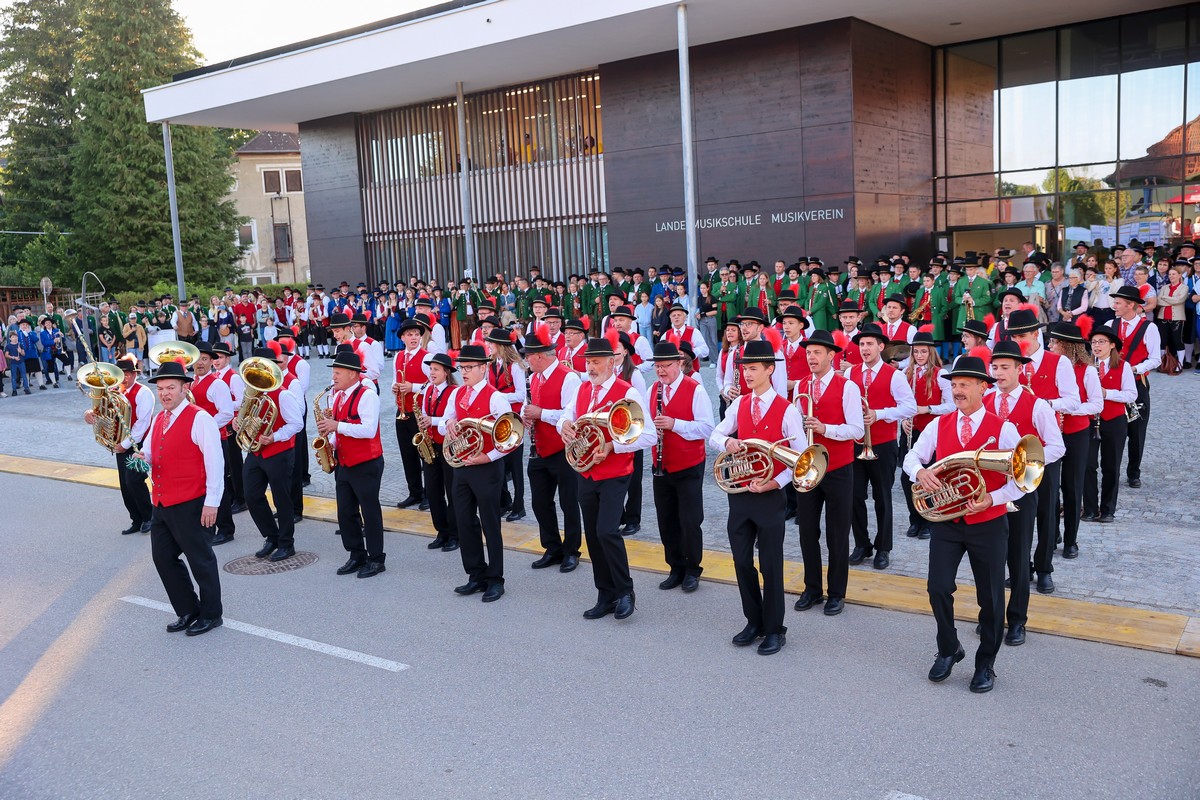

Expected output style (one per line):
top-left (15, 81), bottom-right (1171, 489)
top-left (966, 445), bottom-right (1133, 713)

top-left (652, 381), bottom-right (665, 477)
top-left (526, 366), bottom-right (538, 460)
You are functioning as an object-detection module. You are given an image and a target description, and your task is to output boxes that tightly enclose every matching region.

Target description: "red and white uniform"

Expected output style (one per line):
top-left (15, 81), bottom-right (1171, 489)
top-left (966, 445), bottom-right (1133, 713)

top-left (877, 318), bottom-right (915, 344)
top-left (983, 386), bottom-right (1065, 464)
top-left (781, 335), bottom-right (812, 398)
top-left (1106, 316), bottom-right (1161, 376)
top-left (488, 360), bottom-right (527, 415)
top-left (327, 381), bottom-right (383, 466)
top-left (419, 381), bottom-right (457, 446)
top-left (800, 371), bottom-right (864, 473)
top-left (909, 366), bottom-right (953, 434)
top-left (709, 388), bottom-right (804, 485)
top-left (393, 347), bottom-right (431, 414)
top-left (1061, 362), bottom-right (1103, 435)
top-left (143, 401), bottom-right (224, 508)
top-left (648, 374), bottom-right (715, 473)
top-left (1022, 346), bottom-right (1081, 418)
top-left (849, 361), bottom-right (917, 446)
top-left (1097, 359), bottom-right (1137, 420)
top-left (664, 325), bottom-right (709, 372)
top-left (557, 374), bottom-right (656, 481)
top-left (529, 362), bottom-right (581, 458)
top-left (121, 381), bottom-right (155, 451)
top-left (190, 371), bottom-right (236, 440)
top-left (252, 383), bottom-right (304, 459)
top-left (437, 381), bottom-right (509, 462)
top-left (562, 339), bottom-right (587, 373)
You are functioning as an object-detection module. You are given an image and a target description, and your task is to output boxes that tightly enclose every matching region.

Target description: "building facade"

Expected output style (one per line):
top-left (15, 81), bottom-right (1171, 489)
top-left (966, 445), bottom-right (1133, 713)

top-left (230, 131), bottom-right (310, 285)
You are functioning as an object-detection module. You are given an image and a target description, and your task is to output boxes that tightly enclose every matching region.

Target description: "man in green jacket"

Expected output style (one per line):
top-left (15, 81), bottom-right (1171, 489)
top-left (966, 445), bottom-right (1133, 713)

top-left (803, 266), bottom-right (838, 331)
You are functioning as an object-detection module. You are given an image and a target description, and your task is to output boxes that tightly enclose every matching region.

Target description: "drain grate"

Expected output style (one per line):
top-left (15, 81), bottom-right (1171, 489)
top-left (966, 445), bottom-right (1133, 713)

top-left (224, 552), bottom-right (318, 575)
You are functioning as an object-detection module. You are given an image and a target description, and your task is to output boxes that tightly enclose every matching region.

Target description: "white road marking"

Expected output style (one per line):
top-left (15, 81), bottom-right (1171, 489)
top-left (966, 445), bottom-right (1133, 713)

top-left (120, 595), bottom-right (410, 672)
top-left (884, 792), bottom-right (932, 800)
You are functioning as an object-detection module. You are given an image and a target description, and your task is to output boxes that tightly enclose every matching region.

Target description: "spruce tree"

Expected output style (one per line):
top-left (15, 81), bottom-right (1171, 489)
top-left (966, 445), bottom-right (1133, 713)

top-left (71, 0), bottom-right (240, 292)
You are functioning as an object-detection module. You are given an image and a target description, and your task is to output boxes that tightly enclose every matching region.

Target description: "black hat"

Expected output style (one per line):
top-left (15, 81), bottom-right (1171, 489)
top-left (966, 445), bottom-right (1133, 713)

top-left (780, 305), bottom-right (807, 322)
top-left (116, 353), bottom-right (139, 372)
top-left (1178, 240), bottom-right (1197, 251)
top-left (852, 323), bottom-right (889, 345)
top-left (1002, 267), bottom-right (1022, 279)
top-left (799, 329), bottom-right (842, 353)
top-left (148, 361), bottom-right (193, 383)
top-left (351, 312), bottom-right (369, 325)
top-left (996, 287), bottom-right (1025, 305)
top-left (542, 306), bottom-right (563, 320)
top-left (1109, 285), bottom-right (1145, 305)
top-left (400, 318), bottom-right (424, 334)
top-left (611, 305), bottom-right (635, 320)
top-left (735, 307), bottom-right (767, 324)
top-left (331, 350), bottom-right (365, 372)
top-left (428, 352), bottom-right (457, 373)
top-left (959, 319), bottom-right (989, 339)
top-left (335, 343), bottom-right (355, 355)
top-left (1073, 241), bottom-right (1089, 250)
top-left (413, 313), bottom-right (433, 332)
top-left (479, 316), bottom-right (501, 328)
top-left (584, 336), bottom-right (615, 357)
top-left (564, 318), bottom-right (587, 333)
top-left (838, 300), bottom-right (861, 314)
top-left (740, 263), bottom-right (757, 273)
top-left (455, 344), bottom-right (491, 363)
top-left (1047, 321), bottom-right (1086, 344)
top-left (740, 340), bottom-right (777, 363)
top-left (808, 266), bottom-right (826, 278)
top-left (668, 302), bottom-right (688, 315)
top-left (1089, 326), bottom-right (1122, 349)
top-left (947, 262), bottom-right (965, 275)
top-left (726, 259), bottom-right (740, 268)
top-left (844, 256), bottom-right (862, 265)
top-left (523, 325), bottom-right (557, 354)
top-left (195, 341), bottom-right (214, 355)
top-left (485, 327), bottom-right (517, 346)
top-left (531, 296), bottom-right (549, 308)
top-left (990, 340), bottom-right (1031, 364)
top-left (946, 356), bottom-right (996, 384)
top-left (705, 256), bottom-right (719, 264)
top-left (211, 342), bottom-right (234, 358)
top-left (911, 330), bottom-right (936, 347)
top-left (884, 293), bottom-right (907, 309)
top-left (1005, 308), bottom-right (1043, 334)
top-left (414, 295), bottom-right (434, 308)
top-left (777, 289), bottom-right (797, 301)
top-left (329, 312), bottom-right (352, 328)
top-left (252, 347), bottom-right (275, 360)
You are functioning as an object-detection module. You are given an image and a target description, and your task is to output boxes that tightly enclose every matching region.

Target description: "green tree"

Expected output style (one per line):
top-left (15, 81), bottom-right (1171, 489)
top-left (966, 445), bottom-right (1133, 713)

top-left (71, 0), bottom-right (240, 293)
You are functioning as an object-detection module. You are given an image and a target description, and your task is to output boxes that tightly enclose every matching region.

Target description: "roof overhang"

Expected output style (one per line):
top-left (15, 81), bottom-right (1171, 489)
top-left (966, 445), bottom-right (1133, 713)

top-left (143, 0), bottom-right (1165, 131)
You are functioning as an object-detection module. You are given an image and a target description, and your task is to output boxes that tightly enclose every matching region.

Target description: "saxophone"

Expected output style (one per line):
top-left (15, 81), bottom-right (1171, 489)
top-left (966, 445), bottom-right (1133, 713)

top-left (907, 291), bottom-right (930, 323)
top-left (412, 386), bottom-right (436, 465)
top-left (311, 384), bottom-right (338, 473)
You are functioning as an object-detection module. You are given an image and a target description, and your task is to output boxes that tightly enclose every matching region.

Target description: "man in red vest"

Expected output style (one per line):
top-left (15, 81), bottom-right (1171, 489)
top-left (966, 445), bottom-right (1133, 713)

top-left (440, 344), bottom-right (511, 603)
top-left (1104, 285), bottom-right (1160, 488)
top-left (415, 352), bottom-right (460, 551)
top-left (522, 325), bottom-right (584, 572)
top-left (649, 341), bottom-right (715, 593)
top-left (561, 319), bottom-right (588, 372)
top-left (190, 343), bottom-right (237, 545)
top-left (210, 342), bottom-right (247, 513)
top-left (316, 350), bottom-right (387, 578)
top-left (904, 355), bottom-right (1025, 693)
top-left (136, 360), bottom-right (225, 637)
top-left (663, 303), bottom-right (709, 372)
top-left (559, 334), bottom-right (656, 621)
top-left (392, 318), bottom-right (431, 509)
top-left (84, 353), bottom-right (155, 535)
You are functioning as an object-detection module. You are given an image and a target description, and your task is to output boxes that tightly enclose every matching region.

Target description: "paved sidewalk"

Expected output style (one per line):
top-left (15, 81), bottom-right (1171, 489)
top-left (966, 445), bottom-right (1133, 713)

top-left (2, 357), bottom-right (1196, 615)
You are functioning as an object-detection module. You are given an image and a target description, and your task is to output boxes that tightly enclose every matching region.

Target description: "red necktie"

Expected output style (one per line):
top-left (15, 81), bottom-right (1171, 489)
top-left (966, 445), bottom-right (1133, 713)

top-left (811, 377), bottom-right (823, 406)
top-left (999, 393), bottom-right (1011, 421)
top-left (333, 392), bottom-right (345, 419)
top-left (959, 415), bottom-right (972, 446)
top-left (751, 395), bottom-right (763, 425)
top-left (664, 383), bottom-right (673, 405)
top-left (589, 384), bottom-right (601, 411)
top-left (863, 366), bottom-right (873, 392)
top-left (532, 372), bottom-right (542, 406)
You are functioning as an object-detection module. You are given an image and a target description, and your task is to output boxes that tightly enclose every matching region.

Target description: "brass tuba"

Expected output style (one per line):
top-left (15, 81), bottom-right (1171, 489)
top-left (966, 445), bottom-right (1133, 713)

top-left (234, 356), bottom-right (284, 453)
top-left (79, 361), bottom-right (130, 453)
top-left (310, 384), bottom-right (337, 473)
top-left (444, 412), bottom-right (524, 468)
top-left (148, 340), bottom-right (200, 402)
top-left (912, 434), bottom-right (1045, 523)
top-left (565, 398), bottom-right (644, 473)
top-left (713, 436), bottom-right (828, 494)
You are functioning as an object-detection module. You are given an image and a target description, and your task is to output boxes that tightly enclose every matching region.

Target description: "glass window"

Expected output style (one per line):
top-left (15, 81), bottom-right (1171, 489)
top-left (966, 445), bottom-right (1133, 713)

top-left (1057, 189), bottom-right (1117, 232)
top-left (1001, 169), bottom-right (1054, 197)
top-left (272, 223), bottom-right (292, 262)
top-left (284, 169), bottom-right (302, 193)
top-left (1119, 8), bottom-right (1186, 164)
top-left (947, 200), bottom-right (1000, 227)
top-left (262, 170), bottom-right (281, 194)
top-left (944, 41), bottom-right (997, 177)
top-left (237, 222), bottom-right (255, 248)
top-left (945, 174), bottom-right (997, 201)
top-left (1000, 194), bottom-right (1054, 223)
top-left (999, 31), bottom-right (1057, 171)
top-left (1058, 21), bottom-right (1119, 166)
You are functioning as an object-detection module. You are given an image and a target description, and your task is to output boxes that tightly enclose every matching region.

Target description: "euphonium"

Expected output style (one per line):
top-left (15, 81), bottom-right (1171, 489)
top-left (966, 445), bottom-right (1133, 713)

top-left (912, 434), bottom-right (1045, 523)
top-left (713, 437), bottom-right (826, 494)
top-left (444, 412), bottom-right (524, 468)
top-left (310, 384), bottom-right (337, 473)
top-left (565, 398), bottom-right (644, 473)
top-left (234, 356), bottom-right (284, 453)
top-left (791, 392), bottom-right (829, 492)
top-left (148, 340), bottom-right (200, 402)
top-left (79, 361), bottom-right (129, 453)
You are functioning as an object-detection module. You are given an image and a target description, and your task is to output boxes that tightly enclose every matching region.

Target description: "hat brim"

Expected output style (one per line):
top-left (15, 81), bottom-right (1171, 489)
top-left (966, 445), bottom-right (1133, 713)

top-left (798, 339), bottom-right (842, 353)
top-left (945, 369), bottom-right (996, 384)
top-left (148, 372), bottom-right (193, 384)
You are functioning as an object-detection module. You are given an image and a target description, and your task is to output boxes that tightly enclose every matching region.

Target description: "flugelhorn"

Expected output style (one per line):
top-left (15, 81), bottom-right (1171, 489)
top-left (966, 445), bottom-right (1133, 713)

top-left (856, 398), bottom-right (878, 460)
top-left (912, 434), bottom-right (1045, 523)
top-left (565, 398), bottom-right (644, 473)
top-left (234, 356), bottom-right (284, 453)
top-left (444, 412), bottom-right (524, 468)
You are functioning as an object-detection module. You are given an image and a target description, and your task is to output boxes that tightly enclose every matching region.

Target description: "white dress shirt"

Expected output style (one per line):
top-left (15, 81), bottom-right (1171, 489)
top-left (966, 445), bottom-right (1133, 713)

top-left (1025, 345), bottom-right (1081, 413)
top-left (392, 347), bottom-right (433, 396)
top-left (630, 331), bottom-right (655, 373)
top-left (722, 341), bottom-right (788, 398)
top-left (902, 405), bottom-right (1023, 508)
top-left (1097, 360), bottom-right (1137, 404)
top-left (437, 381), bottom-right (510, 461)
top-left (288, 355), bottom-right (311, 395)
top-left (858, 361), bottom-right (918, 434)
top-left (327, 381), bottom-right (380, 447)
top-left (216, 364), bottom-right (244, 404)
top-left (650, 373), bottom-right (715, 441)
top-left (1075, 365), bottom-right (1103, 417)
top-left (1106, 315), bottom-right (1162, 375)
top-left (557, 373), bottom-right (657, 455)
top-left (798, 370), bottom-right (865, 441)
top-left (199, 372), bottom-right (236, 429)
top-left (908, 366), bottom-right (955, 417)
top-left (668, 326), bottom-right (710, 360)
top-left (271, 384), bottom-right (305, 443)
top-left (122, 382), bottom-right (155, 449)
top-left (880, 317), bottom-right (916, 344)
top-left (351, 336), bottom-right (384, 381)
top-left (143, 401), bottom-right (224, 507)
top-left (494, 361), bottom-right (527, 406)
top-left (985, 385), bottom-right (1066, 463)
top-left (532, 363), bottom-right (581, 426)
top-left (709, 387), bottom-right (805, 487)
top-left (427, 324), bottom-right (448, 356)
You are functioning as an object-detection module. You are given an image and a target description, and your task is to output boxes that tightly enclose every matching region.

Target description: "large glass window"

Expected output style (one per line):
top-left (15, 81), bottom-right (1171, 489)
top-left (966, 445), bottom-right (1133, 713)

top-left (999, 31), bottom-right (1057, 172)
top-left (1058, 21), bottom-right (1119, 166)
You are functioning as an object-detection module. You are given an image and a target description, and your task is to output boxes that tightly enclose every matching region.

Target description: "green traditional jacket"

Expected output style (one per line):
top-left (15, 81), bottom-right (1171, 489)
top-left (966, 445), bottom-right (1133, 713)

top-left (866, 282), bottom-right (890, 322)
top-left (804, 281), bottom-right (838, 331)
top-left (452, 293), bottom-right (470, 322)
top-left (714, 280), bottom-right (744, 325)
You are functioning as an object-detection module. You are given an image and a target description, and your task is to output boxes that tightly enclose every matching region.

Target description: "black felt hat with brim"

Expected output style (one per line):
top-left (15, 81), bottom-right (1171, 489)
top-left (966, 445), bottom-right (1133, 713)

top-left (990, 340), bottom-right (1031, 364)
top-left (946, 356), bottom-right (995, 384)
top-left (739, 340), bottom-right (776, 363)
top-left (799, 329), bottom-right (842, 353)
top-left (455, 344), bottom-right (491, 363)
top-left (331, 351), bottom-right (365, 372)
top-left (1005, 308), bottom-right (1043, 334)
top-left (852, 323), bottom-right (889, 345)
top-left (149, 361), bottom-right (193, 383)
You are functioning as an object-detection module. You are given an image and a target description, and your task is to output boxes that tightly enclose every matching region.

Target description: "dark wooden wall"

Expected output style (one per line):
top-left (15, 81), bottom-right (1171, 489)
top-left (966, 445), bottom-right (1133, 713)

top-left (299, 114), bottom-right (369, 288)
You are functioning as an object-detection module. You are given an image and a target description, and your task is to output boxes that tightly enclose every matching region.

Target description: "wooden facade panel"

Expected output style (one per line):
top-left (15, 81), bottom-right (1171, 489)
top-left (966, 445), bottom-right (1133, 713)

top-left (798, 20), bottom-right (853, 128)
top-left (691, 30), bottom-right (804, 140)
top-left (854, 191), bottom-right (901, 260)
top-left (801, 122), bottom-right (853, 197)
top-left (898, 130), bottom-right (933, 197)
top-left (855, 123), bottom-right (899, 194)
top-left (602, 143), bottom-right (685, 213)
top-left (598, 52), bottom-right (681, 152)
top-left (695, 128), bottom-right (804, 206)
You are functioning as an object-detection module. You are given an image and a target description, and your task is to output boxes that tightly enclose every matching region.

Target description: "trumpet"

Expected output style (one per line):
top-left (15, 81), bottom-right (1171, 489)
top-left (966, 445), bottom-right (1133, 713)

top-left (444, 412), bottom-right (524, 468)
top-left (234, 356), bottom-right (284, 453)
top-left (913, 434), bottom-right (1044, 522)
top-left (396, 385), bottom-right (409, 421)
top-left (310, 384), bottom-right (337, 473)
top-left (856, 398), bottom-right (878, 460)
top-left (565, 398), bottom-right (644, 473)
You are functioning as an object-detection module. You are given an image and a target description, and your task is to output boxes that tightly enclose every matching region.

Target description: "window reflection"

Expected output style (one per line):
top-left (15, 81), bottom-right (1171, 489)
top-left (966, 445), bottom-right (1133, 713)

top-left (999, 31), bottom-right (1056, 172)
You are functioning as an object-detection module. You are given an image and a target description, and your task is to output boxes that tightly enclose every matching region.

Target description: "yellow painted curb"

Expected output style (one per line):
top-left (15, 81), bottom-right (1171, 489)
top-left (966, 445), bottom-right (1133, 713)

top-left (2, 454), bottom-right (1194, 657)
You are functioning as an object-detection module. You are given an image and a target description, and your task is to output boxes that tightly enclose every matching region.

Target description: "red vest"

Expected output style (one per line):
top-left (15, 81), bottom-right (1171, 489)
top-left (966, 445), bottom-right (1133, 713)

top-left (258, 385), bottom-right (294, 459)
top-left (333, 383), bottom-right (383, 467)
top-left (1099, 361), bottom-right (1127, 421)
top-left (806, 374), bottom-right (854, 472)
top-left (851, 362), bottom-right (900, 445)
top-left (735, 392), bottom-right (790, 482)
top-left (628, 331), bottom-right (643, 366)
top-left (531, 365), bottom-right (569, 457)
top-left (880, 319), bottom-right (912, 342)
top-left (191, 372), bottom-right (228, 440)
top-left (1026, 350), bottom-right (1063, 403)
top-left (421, 382), bottom-right (455, 444)
top-left (394, 348), bottom-right (428, 412)
top-left (150, 404), bottom-right (207, 507)
top-left (1115, 317), bottom-right (1151, 367)
top-left (565, 342), bottom-right (587, 372)
top-left (934, 411), bottom-right (1008, 524)
top-left (456, 383), bottom-right (500, 460)
top-left (1062, 363), bottom-right (1091, 435)
top-left (782, 338), bottom-right (812, 390)
top-left (910, 367), bottom-right (944, 433)
top-left (665, 327), bottom-right (701, 372)
top-left (650, 377), bottom-right (706, 473)
top-left (834, 332), bottom-right (863, 370)
top-left (489, 361), bottom-right (522, 413)
top-left (984, 389), bottom-right (1040, 443)
top-left (574, 378), bottom-right (634, 480)
top-left (125, 382), bottom-right (147, 440)
top-left (285, 355), bottom-right (301, 380)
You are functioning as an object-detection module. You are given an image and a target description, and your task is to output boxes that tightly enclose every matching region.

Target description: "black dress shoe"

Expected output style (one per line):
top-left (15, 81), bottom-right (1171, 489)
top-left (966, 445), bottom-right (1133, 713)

top-left (532, 552), bottom-right (564, 569)
top-left (269, 546), bottom-right (296, 562)
top-left (618, 523), bottom-right (640, 535)
top-left (905, 523), bottom-right (919, 538)
top-left (441, 538), bottom-right (460, 552)
top-left (1003, 578), bottom-right (1011, 589)
top-left (418, 500), bottom-right (430, 511)
top-left (292, 514), bottom-right (303, 524)
top-left (1063, 544), bottom-right (1079, 559)
top-left (917, 527), bottom-right (932, 540)
top-left (793, 591), bottom-right (825, 611)
top-left (504, 510), bottom-right (526, 522)
top-left (873, 550), bottom-right (890, 570)
top-left (928, 646), bottom-right (965, 682)
top-left (230, 502), bottom-right (248, 514)
top-left (757, 633), bottom-right (785, 655)
top-left (185, 617), bottom-right (223, 637)
top-left (337, 558), bottom-right (366, 575)
top-left (1127, 478), bottom-right (1141, 488)
top-left (849, 546), bottom-right (872, 565)
top-left (823, 597), bottom-right (845, 616)
top-left (396, 495), bottom-right (421, 509)
top-left (211, 531), bottom-right (234, 546)
top-left (121, 524), bottom-right (139, 535)
top-left (681, 576), bottom-right (699, 593)
top-left (454, 579), bottom-right (487, 595)
top-left (731, 624), bottom-right (762, 646)
top-left (255, 542), bottom-right (278, 559)
top-left (1080, 511), bottom-right (1099, 522)
top-left (1098, 514), bottom-right (1115, 523)
top-left (139, 521), bottom-right (153, 533)
top-left (481, 584), bottom-right (505, 602)
top-left (658, 573), bottom-right (684, 590)
top-left (166, 612), bottom-right (198, 633)
top-left (428, 536), bottom-right (447, 550)
top-left (614, 593), bottom-right (636, 619)
top-left (357, 561), bottom-right (386, 578)
top-left (1036, 573), bottom-right (1055, 594)
top-left (583, 599), bottom-right (617, 619)
top-left (969, 666), bottom-right (996, 693)
top-left (1004, 624), bottom-right (1026, 646)
top-left (560, 555), bottom-right (579, 573)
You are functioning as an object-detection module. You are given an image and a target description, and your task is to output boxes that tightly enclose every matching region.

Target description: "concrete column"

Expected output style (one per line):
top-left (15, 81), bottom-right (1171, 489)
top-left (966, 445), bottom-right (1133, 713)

top-left (456, 82), bottom-right (477, 279)
top-left (677, 4), bottom-right (699, 304)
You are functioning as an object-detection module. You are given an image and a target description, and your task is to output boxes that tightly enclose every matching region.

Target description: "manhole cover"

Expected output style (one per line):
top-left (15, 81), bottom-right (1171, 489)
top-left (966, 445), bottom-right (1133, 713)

top-left (224, 552), bottom-right (318, 575)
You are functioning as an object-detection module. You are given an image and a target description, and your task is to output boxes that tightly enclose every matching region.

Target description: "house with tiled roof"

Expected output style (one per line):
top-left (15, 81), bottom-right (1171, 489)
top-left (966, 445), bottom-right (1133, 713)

top-left (230, 131), bottom-right (310, 285)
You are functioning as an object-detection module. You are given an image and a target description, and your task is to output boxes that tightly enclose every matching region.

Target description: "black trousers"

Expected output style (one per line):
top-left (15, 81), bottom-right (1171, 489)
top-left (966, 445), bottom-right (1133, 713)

top-left (797, 463), bottom-right (853, 600)
top-left (202, 443), bottom-right (235, 539)
top-left (852, 439), bottom-right (898, 552)
top-left (620, 450), bottom-right (643, 527)
top-left (1033, 460), bottom-right (1062, 575)
top-left (453, 459), bottom-right (504, 584)
top-left (223, 434), bottom-right (245, 506)
top-left (395, 415), bottom-right (424, 501)
top-left (653, 462), bottom-right (705, 578)
top-left (290, 399), bottom-right (309, 515)
top-left (928, 515), bottom-right (1007, 669)
top-left (1058, 429), bottom-right (1089, 549)
top-left (899, 426), bottom-right (928, 529)
top-left (1003, 491), bottom-right (1038, 627)
top-left (528, 448), bottom-right (581, 557)
top-left (151, 496), bottom-right (222, 619)
top-left (1084, 416), bottom-right (1127, 517)
top-left (116, 448), bottom-right (152, 527)
top-left (1125, 377), bottom-right (1149, 482)
top-left (579, 473), bottom-right (633, 601)
top-left (421, 442), bottom-right (457, 538)
top-left (244, 449), bottom-right (295, 547)
top-left (337, 456), bottom-right (385, 562)
top-left (727, 489), bottom-right (786, 635)
top-left (501, 442), bottom-right (525, 514)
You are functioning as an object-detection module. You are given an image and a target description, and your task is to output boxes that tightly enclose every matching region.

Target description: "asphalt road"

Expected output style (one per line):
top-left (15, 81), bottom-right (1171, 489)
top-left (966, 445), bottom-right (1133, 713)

top-left (0, 473), bottom-right (1196, 800)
